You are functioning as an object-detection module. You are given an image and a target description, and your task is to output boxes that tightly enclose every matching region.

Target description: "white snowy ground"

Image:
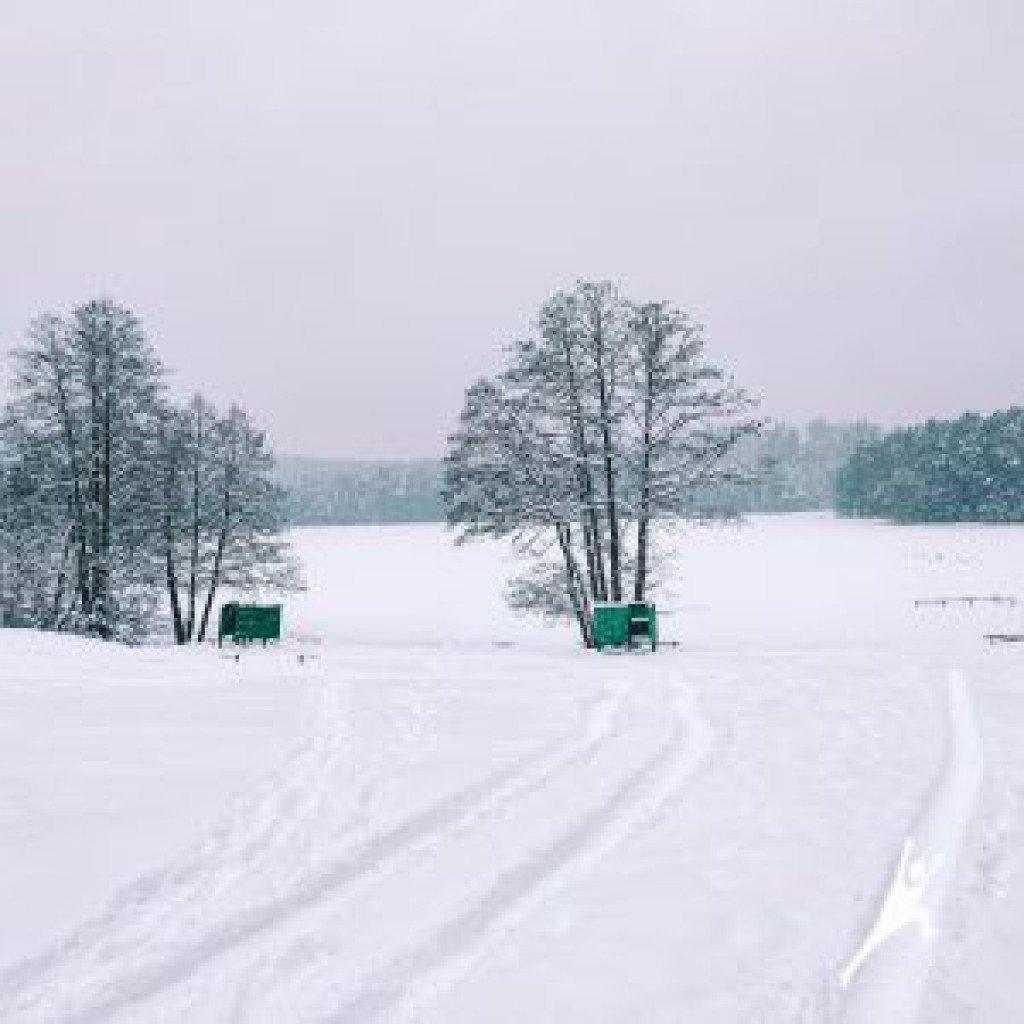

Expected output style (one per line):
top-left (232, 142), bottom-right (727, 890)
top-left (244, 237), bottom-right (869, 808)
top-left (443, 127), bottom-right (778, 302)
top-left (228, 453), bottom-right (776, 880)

top-left (0, 515), bottom-right (1022, 1022)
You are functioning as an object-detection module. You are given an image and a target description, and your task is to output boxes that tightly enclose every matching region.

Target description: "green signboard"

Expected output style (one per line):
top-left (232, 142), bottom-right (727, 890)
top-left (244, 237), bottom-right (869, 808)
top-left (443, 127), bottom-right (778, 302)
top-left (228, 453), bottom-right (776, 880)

top-left (218, 602), bottom-right (282, 646)
top-left (591, 602), bottom-right (657, 651)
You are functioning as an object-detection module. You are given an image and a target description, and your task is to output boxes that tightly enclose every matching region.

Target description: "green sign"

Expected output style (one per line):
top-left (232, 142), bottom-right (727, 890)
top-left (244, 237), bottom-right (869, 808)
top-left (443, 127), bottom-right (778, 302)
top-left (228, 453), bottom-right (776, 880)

top-left (591, 602), bottom-right (657, 650)
top-left (218, 602), bottom-right (282, 645)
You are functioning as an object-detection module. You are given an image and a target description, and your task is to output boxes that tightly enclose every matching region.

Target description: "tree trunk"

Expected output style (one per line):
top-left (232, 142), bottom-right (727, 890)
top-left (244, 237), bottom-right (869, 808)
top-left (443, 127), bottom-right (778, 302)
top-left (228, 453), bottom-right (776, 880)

top-left (165, 535), bottom-right (185, 643)
top-left (197, 431), bottom-right (235, 644)
top-left (580, 518), bottom-right (600, 603)
top-left (580, 461), bottom-right (606, 602)
top-left (634, 504), bottom-right (650, 602)
top-left (186, 401), bottom-right (203, 640)
top-left (196, 521), bottom-right (228, 644)
top-left (49, 344), bottom-right (91, 616)
top-left (99, 330), bottom-right (113, 638)
top-left (86, 335), bottom-right (107, 637)
top-left (558, 329), bottom-right (606, 601)
top-left (634, 314), bottom-right (657, 602)
top-left (555, 521), bottom-right (592, 646)
top-left (592, 307), bottom-right (622, 602)
top-left (158, 418), bottom-right (186, 644)
top-left (50, 524), bottom-right (74, 629)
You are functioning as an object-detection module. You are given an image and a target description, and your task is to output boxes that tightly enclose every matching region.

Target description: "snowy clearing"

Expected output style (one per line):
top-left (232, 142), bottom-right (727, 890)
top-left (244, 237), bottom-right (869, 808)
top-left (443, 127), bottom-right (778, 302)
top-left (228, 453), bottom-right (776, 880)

top-left (2, 515), bottom-right (1023, 1021)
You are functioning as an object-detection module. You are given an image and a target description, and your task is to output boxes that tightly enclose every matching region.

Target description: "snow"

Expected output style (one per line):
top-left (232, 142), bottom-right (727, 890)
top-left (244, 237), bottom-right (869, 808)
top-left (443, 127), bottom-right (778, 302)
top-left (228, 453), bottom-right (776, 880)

top-left (1, 514), bottom-right (1023, 1021)
top-left (0, 635), bottom-right (310, 966)
top-left (841, 671), bottom-right (984, 1022)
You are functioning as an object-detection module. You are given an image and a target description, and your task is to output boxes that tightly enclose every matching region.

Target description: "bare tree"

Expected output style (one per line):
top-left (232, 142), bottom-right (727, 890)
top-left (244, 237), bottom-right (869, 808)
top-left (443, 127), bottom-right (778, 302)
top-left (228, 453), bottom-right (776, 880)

top-left (3, 299), bottom-right (301, 643)
top-left (444, 281), bottom-right (759, 645)
top-left (7, 301), bottom-right (164, 639)
top-left (153, 398), bottom-right (302, 644)
top-left (576, 281), bottom-right (628, 602)
top-left (155, 404), bottom-right (189, 643)
top-left (194, 405), bottom-right (303, 643)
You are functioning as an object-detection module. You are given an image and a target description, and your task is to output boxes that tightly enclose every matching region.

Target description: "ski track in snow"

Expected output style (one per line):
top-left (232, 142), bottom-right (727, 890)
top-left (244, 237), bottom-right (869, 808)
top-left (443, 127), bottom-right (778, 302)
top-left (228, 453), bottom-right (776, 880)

top-left (839, 668), bottom-right (984, 1024)
top-left (0, 653), bottom-right (711, 1023)
top-left (321, 684), bottom-right (712, 1024)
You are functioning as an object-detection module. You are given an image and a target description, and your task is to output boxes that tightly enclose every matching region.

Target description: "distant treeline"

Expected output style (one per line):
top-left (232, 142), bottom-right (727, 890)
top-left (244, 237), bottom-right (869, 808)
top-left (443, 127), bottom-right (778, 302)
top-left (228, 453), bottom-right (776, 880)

top-left (279, 411), bottom-right (1024, 526)
top-left (279, 420), bottom-right (879, 525)
top-left (705, 419), bottom-right (882, 515)
top-left (836, 409), bottom-right (1024, 523)
top-left (276, 457), bottom-right (442, 524)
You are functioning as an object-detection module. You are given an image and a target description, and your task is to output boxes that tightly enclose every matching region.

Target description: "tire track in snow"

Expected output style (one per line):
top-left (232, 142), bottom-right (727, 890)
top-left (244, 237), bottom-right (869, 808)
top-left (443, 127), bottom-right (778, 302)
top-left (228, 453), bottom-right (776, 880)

top-left (0, 665), bottom-right (627, 1024)
top-left (839, 669), bottom-right (983, 1024)
top-left (318, 680), bottom-right (713, 1024)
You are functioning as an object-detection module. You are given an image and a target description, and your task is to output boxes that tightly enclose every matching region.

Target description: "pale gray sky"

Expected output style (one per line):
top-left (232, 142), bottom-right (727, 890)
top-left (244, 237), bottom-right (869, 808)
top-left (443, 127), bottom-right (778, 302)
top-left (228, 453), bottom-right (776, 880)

top-left (1, 1), bottom-right (1021, 456)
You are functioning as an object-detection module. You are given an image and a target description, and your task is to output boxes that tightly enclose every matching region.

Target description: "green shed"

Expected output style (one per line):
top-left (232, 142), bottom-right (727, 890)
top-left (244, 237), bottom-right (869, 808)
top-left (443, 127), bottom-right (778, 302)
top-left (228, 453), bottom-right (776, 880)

top-left (218, 602), bottom-right (282, 646)
top-left (591, 602), bottom-right (657, 651)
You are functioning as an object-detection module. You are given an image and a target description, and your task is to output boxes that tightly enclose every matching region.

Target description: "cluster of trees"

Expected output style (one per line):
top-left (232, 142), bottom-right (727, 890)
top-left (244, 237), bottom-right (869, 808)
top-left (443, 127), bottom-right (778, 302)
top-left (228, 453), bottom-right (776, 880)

top-left (0, 299), bottom-right (300, 641)
top-left (276, 457), bottom-right (441, 524)
top-left (443, 280), bottom-right (758, 645)
top-left (704, 419), bottom-right (882, 515)
top-left (835, 409), bottom-right (1024, 523)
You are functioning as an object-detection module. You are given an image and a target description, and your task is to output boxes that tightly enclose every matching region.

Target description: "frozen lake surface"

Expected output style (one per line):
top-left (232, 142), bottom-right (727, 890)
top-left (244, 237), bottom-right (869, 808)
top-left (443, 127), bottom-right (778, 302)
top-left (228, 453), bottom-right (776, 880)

top-left (1, 515), bottom-right (1022, 1021)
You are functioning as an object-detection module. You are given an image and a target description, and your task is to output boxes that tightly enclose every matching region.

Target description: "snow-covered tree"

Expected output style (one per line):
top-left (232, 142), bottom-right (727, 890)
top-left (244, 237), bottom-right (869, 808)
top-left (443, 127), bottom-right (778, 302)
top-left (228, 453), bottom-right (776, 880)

top-left (444, 280), bottom-right (758, 645)
top-left (154, 397), bottom-right (303, 643)
top-left (5, 302), bottom-right (164, 638)
top-left (2, 299), bottom-right (301, 642)
top-left (192, 404), bottom-right (303, 643)
top-left (836, 409), bottom-right (1024, 522)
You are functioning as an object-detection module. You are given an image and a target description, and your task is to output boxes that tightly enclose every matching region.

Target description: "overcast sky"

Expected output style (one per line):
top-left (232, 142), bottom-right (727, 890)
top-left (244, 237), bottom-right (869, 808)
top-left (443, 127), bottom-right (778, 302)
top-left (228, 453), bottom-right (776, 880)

top-left (1, 1), bottom-right (1020, 457)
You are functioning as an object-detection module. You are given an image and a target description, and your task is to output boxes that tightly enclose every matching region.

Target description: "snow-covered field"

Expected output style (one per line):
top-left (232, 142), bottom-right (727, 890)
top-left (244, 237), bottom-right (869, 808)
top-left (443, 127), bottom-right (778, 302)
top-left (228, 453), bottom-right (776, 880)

top-left (1, 515), bottom-right (1023, 1022)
